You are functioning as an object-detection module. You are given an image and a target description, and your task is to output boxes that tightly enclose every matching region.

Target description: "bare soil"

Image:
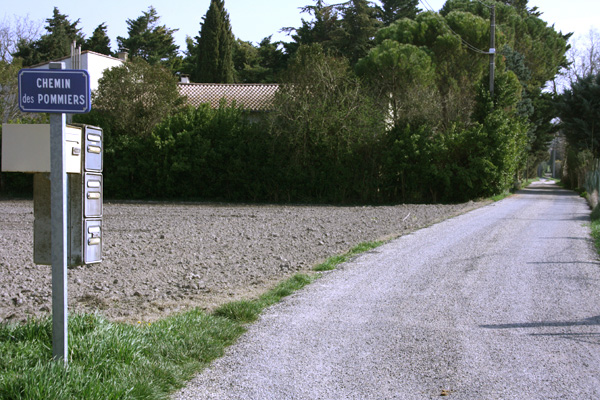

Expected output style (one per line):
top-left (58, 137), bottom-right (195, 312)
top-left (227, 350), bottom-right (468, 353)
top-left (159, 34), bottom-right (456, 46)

top-left (0, 199), bottom-right (487, 324)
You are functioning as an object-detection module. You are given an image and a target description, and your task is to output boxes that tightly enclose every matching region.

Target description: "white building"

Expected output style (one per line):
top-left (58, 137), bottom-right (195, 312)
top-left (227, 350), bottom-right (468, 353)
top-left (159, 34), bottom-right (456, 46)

top-left (31, 51), bottom-right (125, 92)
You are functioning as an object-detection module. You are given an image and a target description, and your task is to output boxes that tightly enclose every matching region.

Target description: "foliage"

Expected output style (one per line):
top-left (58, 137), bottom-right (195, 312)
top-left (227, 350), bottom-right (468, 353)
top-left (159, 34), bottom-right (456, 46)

top-left (233, 36), bottom-right (287, 83)
top-left (562, 29), bottom-right (600, 89)
top-left (377, 0), bottom-right (421, 25)
top-left (189, 0), bottom-right (235, 83)
top-left (335, 0), bottom-right (382, 65)
top-left (282, 0), bottom-right (341, 57)
top-left (380, 108), bottom-right (527, 203)
top-left (82, 23), bottom-right (112, 56)
top-left (117, 6), bottom-right (180, 70)
top-left (285, 0), bottom-right (381, 66)
top-left (557, 73), bottom-right (600, 158)
top-left (0, 15), bottom-right (41, 63)
top-left (440, 0), bottom-right (570, 91)
top-left (370, 10), bottom-right (490, 127)
top-left (0, 58), bottom-right (22, 123)
top-left (356, 40), bottom-right (439, 127)
top-left (270, 44), bottom-right (385, 203)
top-left (86, 58), bottom-right (185, 138)
top-left (13, 7), bottom-right (84, 67)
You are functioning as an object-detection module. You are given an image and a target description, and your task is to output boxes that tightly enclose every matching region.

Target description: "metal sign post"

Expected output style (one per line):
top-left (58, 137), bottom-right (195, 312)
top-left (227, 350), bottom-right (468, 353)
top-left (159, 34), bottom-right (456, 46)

top-left (50, 97), bottom-right (68, 362)
top-left (18, 62), bottom-right (91, 364)
top-left (49, 62), bottom-right (68, 363)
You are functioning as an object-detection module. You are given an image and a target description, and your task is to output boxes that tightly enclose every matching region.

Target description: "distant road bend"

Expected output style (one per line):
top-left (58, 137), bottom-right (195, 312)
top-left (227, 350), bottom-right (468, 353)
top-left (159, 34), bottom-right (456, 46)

top-left (175, 181), bottom-right (600, 399)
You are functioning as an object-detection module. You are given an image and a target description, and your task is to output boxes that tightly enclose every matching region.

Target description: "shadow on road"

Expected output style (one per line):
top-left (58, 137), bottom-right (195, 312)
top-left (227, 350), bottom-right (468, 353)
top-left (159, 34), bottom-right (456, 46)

top-left (480, 315), bottom-right (600, 330)
top-left (516, 183), bottom-right (579, 197)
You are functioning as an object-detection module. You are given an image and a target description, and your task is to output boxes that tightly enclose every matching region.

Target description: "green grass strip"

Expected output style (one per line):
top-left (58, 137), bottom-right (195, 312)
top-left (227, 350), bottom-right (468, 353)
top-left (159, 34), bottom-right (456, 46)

top-left (0, 310), bottom-right (244, 400)
top-left (590, 209), bottom-right (600, 254)
top-left (313, 240), bottom-right (384, 272)
top-left (0, 241), bottom-right (383, 399)
top-left (0, 274), bottom-right (314, 400)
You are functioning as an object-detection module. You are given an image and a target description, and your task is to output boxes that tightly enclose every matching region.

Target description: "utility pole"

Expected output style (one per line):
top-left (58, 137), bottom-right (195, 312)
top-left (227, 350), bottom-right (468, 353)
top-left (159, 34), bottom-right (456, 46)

top-left (489, 4), bottom-right (496, 97)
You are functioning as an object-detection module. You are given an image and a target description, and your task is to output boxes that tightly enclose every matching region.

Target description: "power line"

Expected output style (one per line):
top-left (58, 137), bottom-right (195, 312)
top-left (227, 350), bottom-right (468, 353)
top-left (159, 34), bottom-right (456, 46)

top-left (474, 0), bottom-right (494, 9)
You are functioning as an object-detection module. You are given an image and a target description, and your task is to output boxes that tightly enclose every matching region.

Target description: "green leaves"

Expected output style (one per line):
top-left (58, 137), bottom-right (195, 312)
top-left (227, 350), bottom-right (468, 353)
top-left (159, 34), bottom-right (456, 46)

top-left (191, 0), bottom-right (235, 83)
top-left (117, 6), bottom-right (179, 69)
top-left (557, 73), bottom-right (600, 157)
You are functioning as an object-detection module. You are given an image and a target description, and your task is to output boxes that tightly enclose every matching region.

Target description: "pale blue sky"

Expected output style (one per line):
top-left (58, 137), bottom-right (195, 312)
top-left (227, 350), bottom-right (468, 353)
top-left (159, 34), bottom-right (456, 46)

top-left (3, 0), bottom-right (598, 53)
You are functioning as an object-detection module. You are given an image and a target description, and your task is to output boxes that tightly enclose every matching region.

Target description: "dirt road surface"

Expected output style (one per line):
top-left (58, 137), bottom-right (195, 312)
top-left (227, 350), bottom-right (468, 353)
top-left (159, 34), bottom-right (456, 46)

top-left (175, 181), bottom-right (600, 399)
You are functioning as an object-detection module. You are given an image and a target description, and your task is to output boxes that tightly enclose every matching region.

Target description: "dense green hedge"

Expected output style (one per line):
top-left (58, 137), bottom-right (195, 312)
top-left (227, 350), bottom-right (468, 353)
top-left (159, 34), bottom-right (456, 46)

top-left (86, 104), bottom-right (524, 204)
top-left (1, 104), bottom-right (526, 204)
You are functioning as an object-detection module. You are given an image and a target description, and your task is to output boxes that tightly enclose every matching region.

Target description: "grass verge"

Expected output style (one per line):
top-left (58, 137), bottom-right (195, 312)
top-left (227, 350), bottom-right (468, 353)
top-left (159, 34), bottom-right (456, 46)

top-left (313, 241), bottom-right (384, 271)
top-left (2, 239), bottom-right (388, 400)
top-left (590, 206), bottom-right (600, 254)
top-left (1, 239), bottom-right (385, 399)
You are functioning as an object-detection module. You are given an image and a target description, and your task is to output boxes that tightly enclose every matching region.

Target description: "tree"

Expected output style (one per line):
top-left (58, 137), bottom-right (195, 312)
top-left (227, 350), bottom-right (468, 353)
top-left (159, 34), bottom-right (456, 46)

top-left (90, 58), bottom-right (186, 137)
top-left (191, 0), bottom-right (235, 83)
top-left (335, 0), bottom-right (381, 65)
top-left (233, 36), bottom-right (287, 83)
top-left (117, 6), bottom-right (179, 69)
top-left (13, 7), bottom-right (84, 66)
top-left (83, 23), bottom-right (112, 55)
top-left (557, 73), bottom-right (600, 158)
top-left (563, 29), bottom-right (600, 86)
top-left (271, 44), bottom-right (384, 202)
top-left (498, 0), bottom-right (528, 12)
top-left (378, 0), bottom-right (421, 25)
top-left (282, 1), bottom-right (341, 56)
top-left (0, 15), bottom-right (42, 122)
top-left (372, 11), bottom-right (491, 127)
top-left (356, 40), bottom-right (439, 127)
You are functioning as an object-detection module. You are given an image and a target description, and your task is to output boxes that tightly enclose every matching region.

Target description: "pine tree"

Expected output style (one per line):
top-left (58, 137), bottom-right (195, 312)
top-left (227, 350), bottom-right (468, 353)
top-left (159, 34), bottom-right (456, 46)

top-left (117, 7), bottom-right (179, 68)
top-left (13, 7), bottom-right (84, 66)
top-left (335, 0), bottom-right (381, 65)
top-left (193, 0), bottom-right (235, 83)
top-left (379, 0), bottom-right (420, 25)
top-left (83, 23), bottom-right (112, 55)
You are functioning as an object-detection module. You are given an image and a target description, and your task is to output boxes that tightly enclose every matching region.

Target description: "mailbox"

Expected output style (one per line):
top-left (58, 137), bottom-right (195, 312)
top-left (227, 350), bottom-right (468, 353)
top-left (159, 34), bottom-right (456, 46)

top-left (30, 124), bottom-right (104, 266)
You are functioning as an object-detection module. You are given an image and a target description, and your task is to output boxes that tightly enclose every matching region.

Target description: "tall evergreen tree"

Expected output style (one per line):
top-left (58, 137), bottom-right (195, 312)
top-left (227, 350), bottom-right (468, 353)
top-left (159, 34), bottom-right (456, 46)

top-left (83, 23), bottom-right (112, 55)
top-left (335, 0), bottom-right (381, 65)
top-left (283, 1), bottom-right (341, 56)
top-left (192, 0), bottom-right (235, 83)
top-left (13, 7), bottom-right (84, 66)
top-left (117, 7), bottom-right (179, 68)
top-left (378, 0), bottom-right (421, 25)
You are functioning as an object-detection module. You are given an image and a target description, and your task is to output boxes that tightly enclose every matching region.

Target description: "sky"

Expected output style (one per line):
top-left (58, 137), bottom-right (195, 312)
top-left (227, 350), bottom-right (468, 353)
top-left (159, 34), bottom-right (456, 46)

top-left (3, 0), bottom-right (599, 53)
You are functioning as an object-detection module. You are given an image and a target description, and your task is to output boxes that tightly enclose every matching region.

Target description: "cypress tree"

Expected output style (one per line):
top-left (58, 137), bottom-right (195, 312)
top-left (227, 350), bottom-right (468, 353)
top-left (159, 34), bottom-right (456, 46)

top-left (194, 0), bottom-right (234, 83)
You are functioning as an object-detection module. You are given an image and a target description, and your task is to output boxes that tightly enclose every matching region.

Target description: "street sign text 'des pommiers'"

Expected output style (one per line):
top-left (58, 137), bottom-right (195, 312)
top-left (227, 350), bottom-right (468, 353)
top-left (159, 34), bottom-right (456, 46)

top-left (19, 69), bottom-right (91, 114)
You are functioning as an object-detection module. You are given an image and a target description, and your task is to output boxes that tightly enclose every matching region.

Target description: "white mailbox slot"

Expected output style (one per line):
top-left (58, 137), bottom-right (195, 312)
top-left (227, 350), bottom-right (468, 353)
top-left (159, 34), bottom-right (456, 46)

top-left (84, 220), bottom-right (102, 264)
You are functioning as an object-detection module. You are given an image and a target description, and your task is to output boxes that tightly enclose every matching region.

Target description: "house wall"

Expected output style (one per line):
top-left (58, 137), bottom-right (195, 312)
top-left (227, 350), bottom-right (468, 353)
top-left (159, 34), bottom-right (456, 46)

top-left (31, 52), bottom-right (123, 92)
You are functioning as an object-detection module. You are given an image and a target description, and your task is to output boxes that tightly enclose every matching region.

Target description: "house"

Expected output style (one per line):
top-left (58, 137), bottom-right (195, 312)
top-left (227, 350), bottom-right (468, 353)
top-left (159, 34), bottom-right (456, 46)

top-left (30, 50), bottom-right (280, 115)
top-left (30, 50), bottom-right (126, 92)
top-left (178, 82), bottom-right (279, 117)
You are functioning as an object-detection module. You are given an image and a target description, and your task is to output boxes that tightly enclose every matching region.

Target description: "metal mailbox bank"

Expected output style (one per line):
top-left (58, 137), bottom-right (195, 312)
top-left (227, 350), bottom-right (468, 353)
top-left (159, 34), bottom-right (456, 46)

top-left (2, 123), bottom-right (103, 266)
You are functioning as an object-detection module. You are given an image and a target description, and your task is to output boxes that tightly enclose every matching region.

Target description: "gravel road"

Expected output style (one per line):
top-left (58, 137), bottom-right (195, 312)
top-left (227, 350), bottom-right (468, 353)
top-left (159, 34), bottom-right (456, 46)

top-left (0, 199), bottom-right (483, 323)
top-left (174, 181), bottom-right (600, 399)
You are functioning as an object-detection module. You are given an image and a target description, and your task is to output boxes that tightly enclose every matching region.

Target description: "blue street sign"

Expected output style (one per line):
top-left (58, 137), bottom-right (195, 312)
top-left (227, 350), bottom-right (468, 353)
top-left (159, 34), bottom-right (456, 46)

top-left (19, 69), bottom-right (91, 114)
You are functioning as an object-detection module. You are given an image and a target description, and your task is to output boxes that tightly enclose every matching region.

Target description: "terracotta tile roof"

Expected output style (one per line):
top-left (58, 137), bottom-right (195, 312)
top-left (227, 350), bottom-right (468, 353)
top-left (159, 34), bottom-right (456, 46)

top-left (178, 83), bottom-right (279, 112)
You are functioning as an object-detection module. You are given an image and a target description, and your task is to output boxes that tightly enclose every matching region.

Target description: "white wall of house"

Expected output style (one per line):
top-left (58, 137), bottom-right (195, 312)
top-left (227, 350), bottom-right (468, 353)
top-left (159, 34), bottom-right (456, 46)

top-left (32, 51), bottom-right (124, 92)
